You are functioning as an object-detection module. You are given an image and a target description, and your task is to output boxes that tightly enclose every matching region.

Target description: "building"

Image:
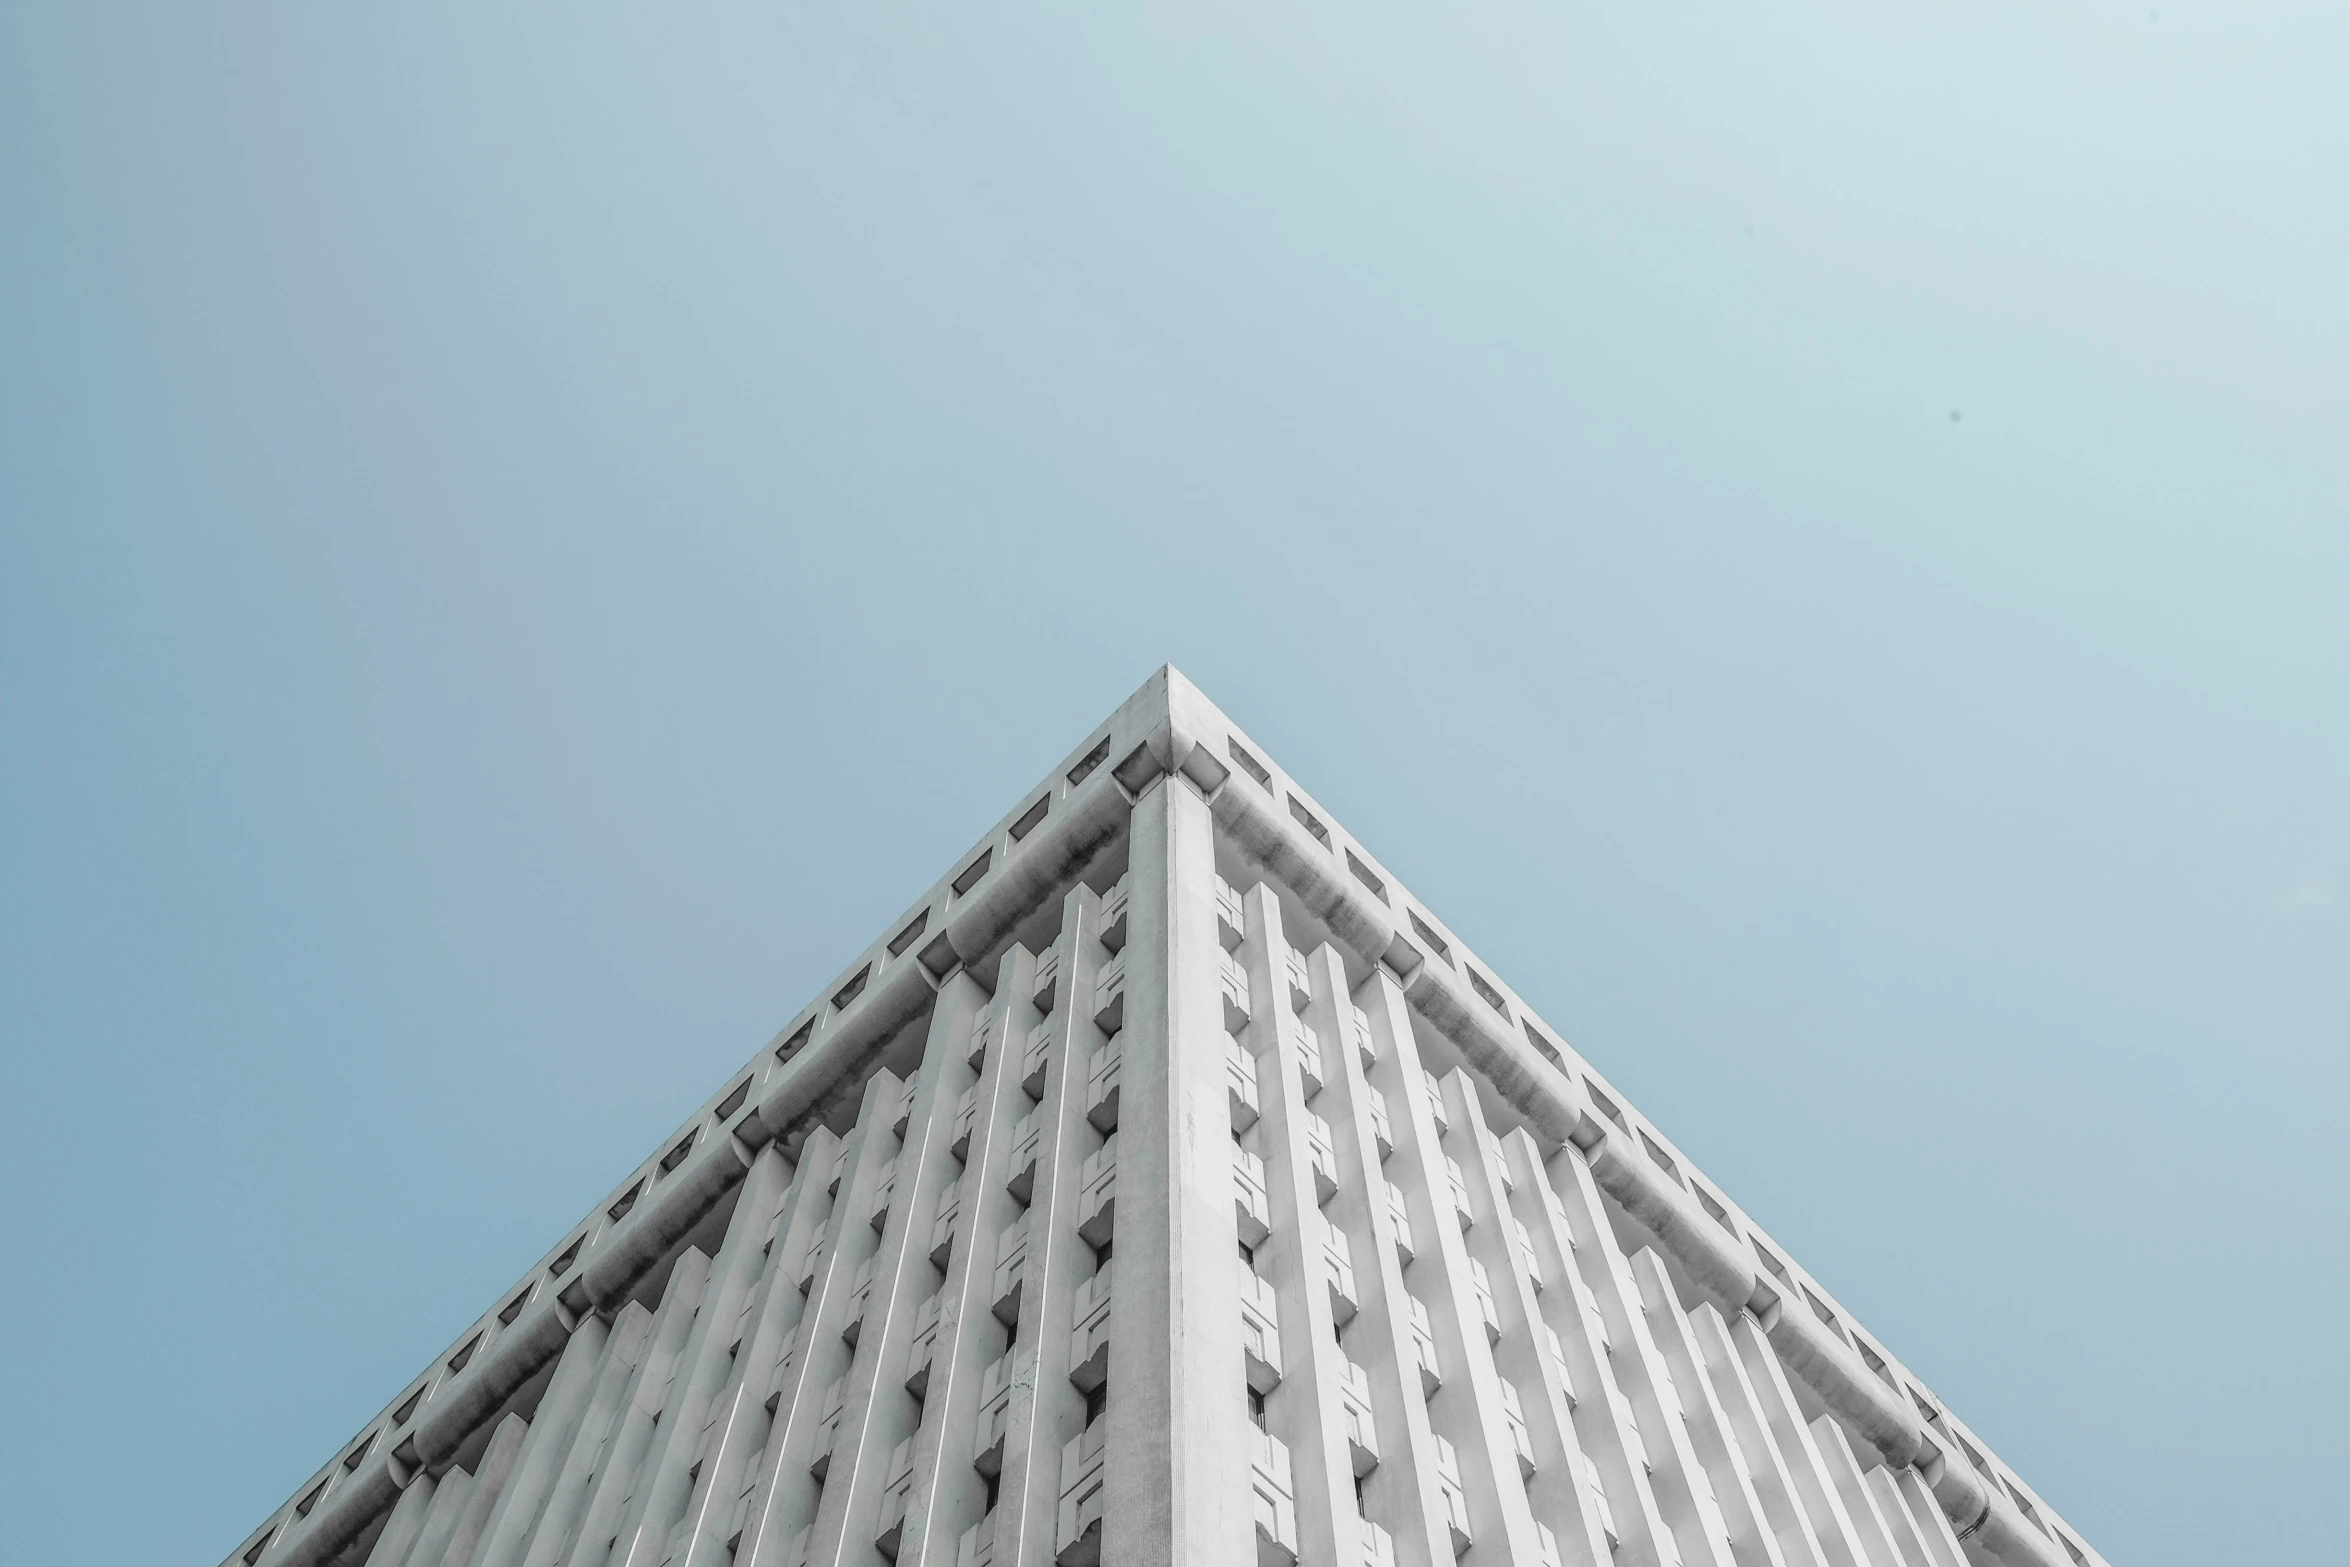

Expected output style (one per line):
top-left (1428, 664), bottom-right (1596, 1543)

top-left (223, 668), bottom-right (2107, 1567)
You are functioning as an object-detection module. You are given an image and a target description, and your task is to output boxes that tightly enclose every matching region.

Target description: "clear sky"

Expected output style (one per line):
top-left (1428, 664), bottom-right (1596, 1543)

top-left (3, 5), bottom-right (2343, 1563)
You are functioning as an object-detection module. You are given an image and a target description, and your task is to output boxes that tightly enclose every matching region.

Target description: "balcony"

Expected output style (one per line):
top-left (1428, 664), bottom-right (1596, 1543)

top-left (1357, 1518), bottom-right (1395, 1567)
top-left (1584, 1469), bottom-right (1620, 1550)
top-left (827, 1143), bottom-right (853, 1197)
top-left (1240, 1268), bottom-right (1282, 1393)
top-left (1467, 1258), bottom-right (1501, 1344)
top-left (1432, 1435), bottom-right (1472, 1556)
top-left (991, 1216), bottom-right (1031, 1325)
top-left (1020, 1020), bottom-right (1053, 1101)
top-left (842, 1256), bottom-right (876, 1347)
top-left (1282, 945), bottom-right (1311, 1013)
top-left (869, 1157), bottom-right (899, 1233)
top-left (874, 1437), bottom-right (916, 1559)
top-left (974, 1347), bottom-right (1034, 1478)
top-left (1215, 875), bottom-right (1246, 950)
top-left (904, 1291), bottom-right (943, 1399)
top-left (807, 1375), bottom-right (848, 1481)
top-left (1234, 1149), bottom-right (1272, 1247)
top-left (1534, 1521), bottom-right (1562, 1567)
top-left (887, 1075), bottom-right (918, 1140)
top-left (969, 1010), bottom-right (998, 1073)
top-left (1365, 1088), bottom-right (1393, 1162)
top-left (1093, 952), bottom-right (1126, 1034)
top-left (1055, 1421), bottom-right (1108, 1567)
top-left (1086, 1036), bottom-right (1122, 1134)
top-left (1445, 1158), bottom-right (1475, 1232)
top-left (930, 1185), bottom-right (960, 1269)
top-left (1385, 1182), bottom-right (1415, 1268)
top-left (1077, 1134), bottom-right (1120, 1249)
top-left (1320, 1218), bottom-right (1359, 1325)
top-left (1498, 1378), bottom-right (1536, 1478)
top-left (1006, 1108), bottom-right (1043, 1205)
top-left (958, 1518), bottom-right (996, 1567)
top-left (1031, 947), bottom-right (1060, 1017)
top-left (1097, 872), bottom-right (1129, 954)
top-left (1287, 1016), bottom-right (1325, 1101)
top-left (1336, 1358), bottom-right (1379, 1476)
top-left (1422, 1071), bottom-right (1450, 1136)
top-left (1219, 951), bottom-right (1253, 1033)
top-left (1068, 1264), bottom-right (1113, 1392)
top-left (1543, 1323), bottom-right (1577, 1409)
top-left (1514, 1218), bottom-right (1544, 1291)
top-left (1226, 1038), bottom-right (1260, 1133)
top-left (1406, 1297), bottom-right (1441, 1398)
top-left (1249, 1427), bottom-right (1299, 1567)
top-left (1349, 1004), bottom-right (1377, 1070)
top-left (950, 1084), bottom-right (978, 1162)
top-left (1304, 1114), bottom-right (1338, 1206)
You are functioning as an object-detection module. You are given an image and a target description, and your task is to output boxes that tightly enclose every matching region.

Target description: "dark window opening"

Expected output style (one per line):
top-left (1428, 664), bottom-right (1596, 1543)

top-left (608, 1182), bottom-right (644, 1223)
top-left (1227, 739), bottom-right (1272, 789)
top-left (392, 1386), bottom-right (427, 1426)
top-left (1287, 795), bottom-right (1331, 847)
top-left (1466, 967), bottom-right (1509, 1018)
top-left (447, 1334), bottom-right (482, 1375)
top-left (1247, 1386), bottom-right (1268, 1428)
top-left (1408, 912), bottom-right (1452, 965)
top-left (1067, 736), bottom-right (1112, 787)
top-left (498, 1289), bottom-right (532, 1326)
top-left (952, 851), bottom-right (993, 897)
top-left (549, 1236), bottom-right (585, 1278)
top-left (714, 1078), bottom-right (753, 1121)
top-left (887, 910), bottom-right (931, 958)
top-left (660, 1132), bottom-right (698, 1175)
top-left (777, 1017), bottom-right (816, 1065)
top-left (1085, 1383), bottom-right (1108, 1426)
top-left (1521, 1020), bottom-right (1565, 1069)
top-left (1344, 850), bottom-right (1387, 902)
top-left (1009, 795), bottom-right (1051, 841)
top-left (833, 965), bottom-right (873, 1011)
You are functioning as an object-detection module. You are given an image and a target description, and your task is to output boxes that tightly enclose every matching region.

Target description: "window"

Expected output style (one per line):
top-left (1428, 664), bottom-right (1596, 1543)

top-left (1227, 739), bottom-right (1272, 789)
top-left (1584, 1082), bottom-right (1627, 1129)
top-left (392, 1385), bottom-right (427, 1426)
top-left (1637, 1131), bottom-right (1683, 1187)
top-left (1085, 1384), bottom-right (1108, 1426)
top-left (295, 1483), bottom-right (326, 1518)
top-left (243, 1533), bottom-right (272, 1564)
top-left (1345, 850), bottom-right (1387, 902)
top-left (887, 910), bottom-right (931, 958)
top-left (1009, 795), bottom-right (1051, 841)
top-left (1520, 1020), bottom-right (1565, 1069)
top-left (549, 1236), bottom-right (585, 1277)
top-left (446, 1334), bottom-right (482, 1375)
top-left (497, 1289), bottom-right (532, 1326)
top-left (833, 965), bottom-right (872, 1010)
top-left (608, 1181), bottom-right (644, 1223)
top-left (1692, 1184), bottom-right (1735, 1233)
top-left (1466, 967), bottom-right (1509, 1018)
top-left (1287, 795), bottom-right (1331, 847)
top-left (1408, 912), bottom-right (1452, 966)
top-left (1752, 1241), bottom-right (1791, 1283)
top-left (714, 1077), bottom-right (752, 1121)
top-left (342, 1432), bottom-right (377, 1471)
top-left (776, 1017), bottom-right (815, 1065)
top-left (952, 851), bottom-right (993, 897)
top-left (659, 1132), bottom-right (698, 1175)
top-left (1247, 1386), bottom-right (1268, 1428)
top-left (1800, 1286), bottom-right (1842, 1338)
top-left (1067, 735), bottom-right (1112, 786)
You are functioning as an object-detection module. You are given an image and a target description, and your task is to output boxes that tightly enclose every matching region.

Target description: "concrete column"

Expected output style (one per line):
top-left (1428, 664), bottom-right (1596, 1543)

top-left (1725, 1314), bottom-right (1879, 1567)
top-left (401, 1468), bottom-right (474, 1567)
top-left (516, 1305), bottom-right (657, 1567)
top-left (1105, 771), bottom-right (1252, 1567)
top-left (984, 886), bottom-right (1114, 1567)
top-left (1234, 884), bottom-right (1356, 1567)
top-left (432, 1412), bottom-right (530, 1567)
top-left (558, 1249), bottom-right (715, 1567)
top-left (867, 963), bottom-right (1008, 1567)
top-left (1369, 1017), bottom-right (1545, 1567)
top-left (470, 1312), bottom-right (614, 1567)
top-left (609, 1147), bottom-right (795, 1567)
top-left (1685, 1304), bottom-right (1837, 1567)
top-left (363, 1472), bottom-right (439, 1567)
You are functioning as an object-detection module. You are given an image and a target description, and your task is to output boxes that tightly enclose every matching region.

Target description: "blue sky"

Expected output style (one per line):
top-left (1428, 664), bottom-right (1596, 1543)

top-left (3, 5), bottom-right (2343, 1562)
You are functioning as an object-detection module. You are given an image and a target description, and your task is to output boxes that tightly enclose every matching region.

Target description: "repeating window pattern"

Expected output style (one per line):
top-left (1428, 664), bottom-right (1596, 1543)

top-left (224, 673), bottom-right (2102, 1567)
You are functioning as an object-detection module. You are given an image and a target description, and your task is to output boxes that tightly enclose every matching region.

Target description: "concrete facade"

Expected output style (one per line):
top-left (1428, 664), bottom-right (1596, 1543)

top-left (222, 668), bottom-right (2109, 1567)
